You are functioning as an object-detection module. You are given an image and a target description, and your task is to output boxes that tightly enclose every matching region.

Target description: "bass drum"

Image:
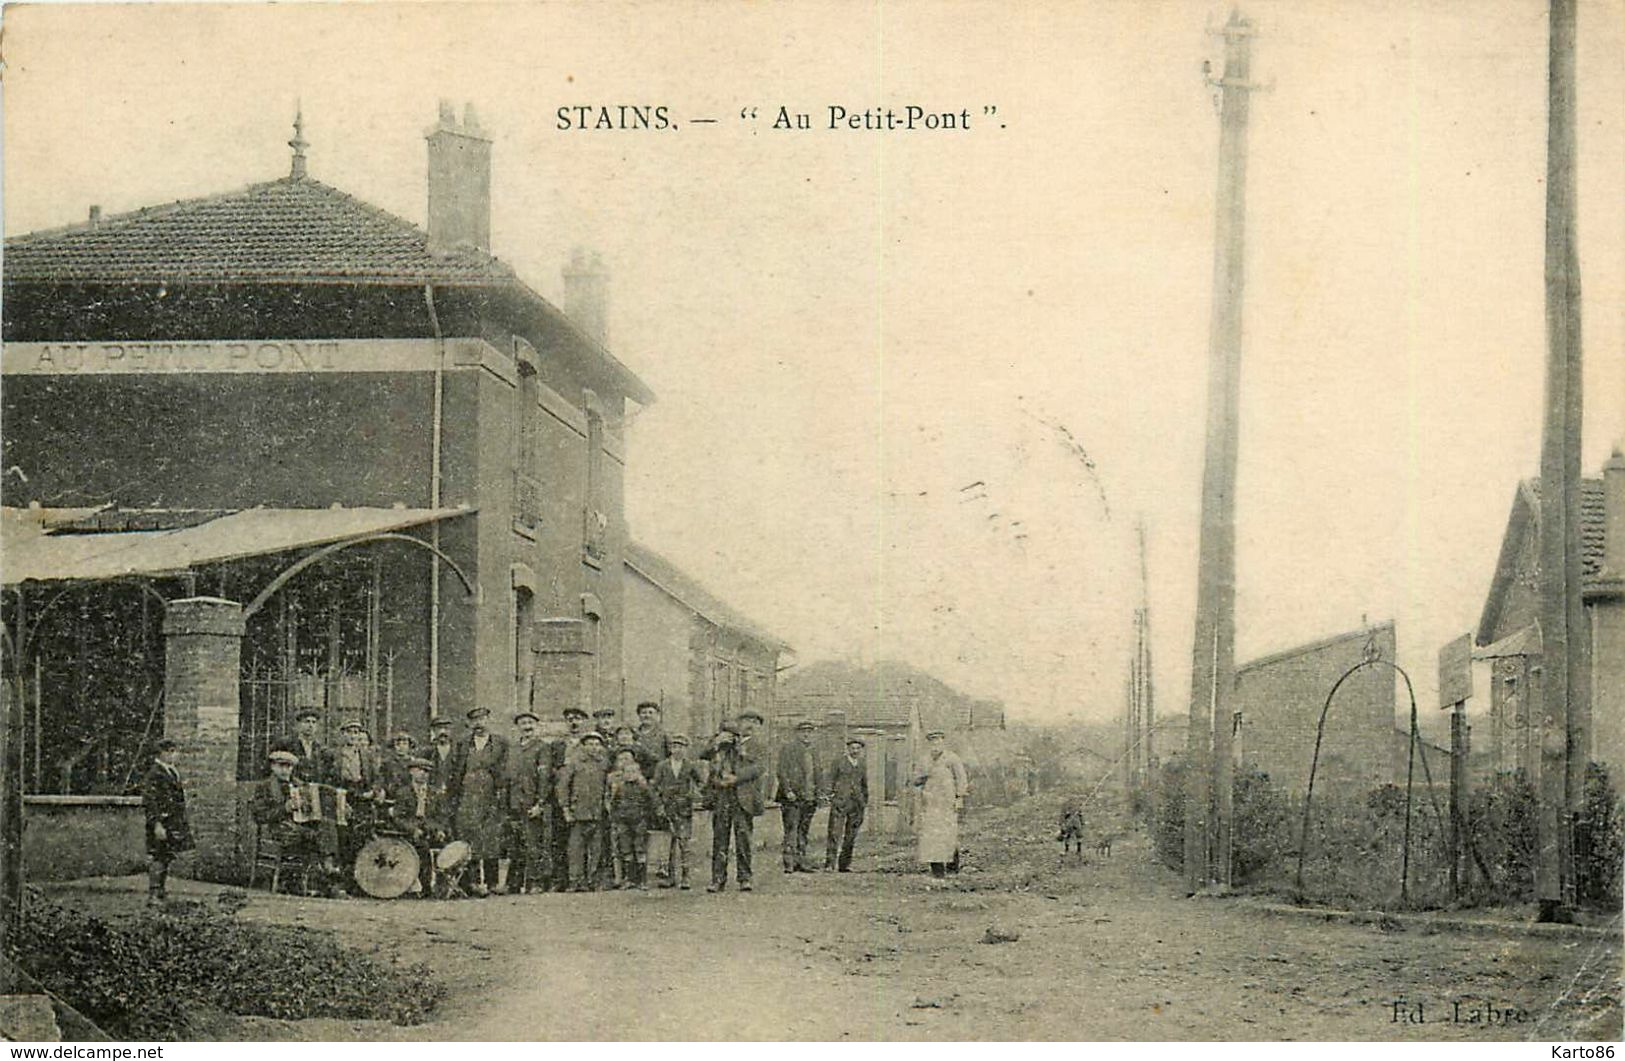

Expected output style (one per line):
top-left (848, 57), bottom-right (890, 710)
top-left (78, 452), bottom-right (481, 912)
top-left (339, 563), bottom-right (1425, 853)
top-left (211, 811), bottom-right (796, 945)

top-left (353, 835), bottom-right (421, 899)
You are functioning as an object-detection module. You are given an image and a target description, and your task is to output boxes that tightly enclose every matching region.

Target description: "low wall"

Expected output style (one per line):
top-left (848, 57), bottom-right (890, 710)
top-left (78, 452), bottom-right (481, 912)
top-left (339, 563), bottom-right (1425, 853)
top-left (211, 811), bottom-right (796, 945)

top-left (22, 796), bottom-right (147, 881)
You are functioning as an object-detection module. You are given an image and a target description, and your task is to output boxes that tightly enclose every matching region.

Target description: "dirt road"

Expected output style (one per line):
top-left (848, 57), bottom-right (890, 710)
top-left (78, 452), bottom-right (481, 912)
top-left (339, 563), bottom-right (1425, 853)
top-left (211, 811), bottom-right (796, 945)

top-left (54, 804), bottom-right (1622, 1041)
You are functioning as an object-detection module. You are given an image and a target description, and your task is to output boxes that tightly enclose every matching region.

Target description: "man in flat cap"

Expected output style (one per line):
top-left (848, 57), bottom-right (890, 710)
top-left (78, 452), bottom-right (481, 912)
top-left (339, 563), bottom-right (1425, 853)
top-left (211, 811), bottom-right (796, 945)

top-left (251, 749), bottom-right (344, 897)
top-left (272, 707), bottom-right (332, 785)
top-left (546, 705), bottom-right (591, 890)
top-left (451, 706), bottom-right (509, 896)
top-left (775, 720), bottom-right (825, 873)
top-left (141, 737), bottom-right (192, 906)
top-left (701, 709), bottom-right (767, 892)
top-left (389, 756), bottom-right (450, 898)
top-left (825, 736), bottom-right (870, 872)
top-left (425, 716), bottom-right (458, 802)
top-left (506, 709), bottom-right (555, 894)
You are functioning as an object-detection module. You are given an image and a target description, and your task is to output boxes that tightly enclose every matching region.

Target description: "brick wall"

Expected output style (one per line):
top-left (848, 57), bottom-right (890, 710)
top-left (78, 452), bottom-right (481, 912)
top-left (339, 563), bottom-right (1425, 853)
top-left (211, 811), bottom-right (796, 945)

top-left (162, 597), bottom-right (245, 880)
top-left (1233, 624), bottom-right (1398, 794)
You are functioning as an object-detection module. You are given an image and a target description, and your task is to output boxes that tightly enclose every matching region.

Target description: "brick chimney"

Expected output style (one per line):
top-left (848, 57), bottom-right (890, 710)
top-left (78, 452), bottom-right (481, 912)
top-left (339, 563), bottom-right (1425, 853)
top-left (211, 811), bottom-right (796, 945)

top-left (1605, 447), bottom-right (1625, 576)
top-left (425, 100), bottom-right (492, 254)
top-left (562, 247), bottom-right (609, 346)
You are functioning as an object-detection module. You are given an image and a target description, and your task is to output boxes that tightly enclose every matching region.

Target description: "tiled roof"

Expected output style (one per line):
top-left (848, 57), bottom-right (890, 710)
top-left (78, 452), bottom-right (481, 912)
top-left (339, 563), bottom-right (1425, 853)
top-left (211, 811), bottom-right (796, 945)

top-left (1523, 477), bottom-right (1606, 576)
top-left (625, 541), bottom-right (790, 653)
top-left (4, 177), bottom-right (514, 286)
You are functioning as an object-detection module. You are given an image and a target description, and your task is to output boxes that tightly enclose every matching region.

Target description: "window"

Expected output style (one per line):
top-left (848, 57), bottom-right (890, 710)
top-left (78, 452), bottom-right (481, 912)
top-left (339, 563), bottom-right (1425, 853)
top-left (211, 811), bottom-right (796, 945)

top-left (583, 389), bottom-right (606, 562)
top-left (513, 340), bottom-right (542, 535)
top-left (514, 586), bottom-right (536, 713)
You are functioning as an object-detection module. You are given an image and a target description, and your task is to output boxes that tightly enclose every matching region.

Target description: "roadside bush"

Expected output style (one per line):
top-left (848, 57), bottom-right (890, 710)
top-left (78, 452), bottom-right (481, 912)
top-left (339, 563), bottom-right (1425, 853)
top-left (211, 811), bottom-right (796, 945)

top-left (8, 892), bottom-right (445, 1039)
top-left (1573, 762), bottom-right (1624, 910)
top-left (1464, 770), bottom-right (1539, 903)
top-left (1148, 758), bottom-right (1294, 885)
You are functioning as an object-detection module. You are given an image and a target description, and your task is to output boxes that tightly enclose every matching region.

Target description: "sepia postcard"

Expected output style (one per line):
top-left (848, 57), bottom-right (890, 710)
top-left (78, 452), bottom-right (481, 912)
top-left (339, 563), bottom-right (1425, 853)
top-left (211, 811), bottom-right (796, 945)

top-left (0, 0), bottom-right (1621, 1045)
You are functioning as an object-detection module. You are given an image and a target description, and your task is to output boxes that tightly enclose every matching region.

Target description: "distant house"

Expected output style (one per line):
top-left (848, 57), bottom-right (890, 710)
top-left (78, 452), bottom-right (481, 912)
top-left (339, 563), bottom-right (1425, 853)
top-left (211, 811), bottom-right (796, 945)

top-left (1474, 453), bottom-right (1624, 776)
top-left (621, 540), bottom-right (790, 742)
top-left (1231, 622), bottom-right (1399, 794)
top-left (777, 659), bottom-right (1011, 831)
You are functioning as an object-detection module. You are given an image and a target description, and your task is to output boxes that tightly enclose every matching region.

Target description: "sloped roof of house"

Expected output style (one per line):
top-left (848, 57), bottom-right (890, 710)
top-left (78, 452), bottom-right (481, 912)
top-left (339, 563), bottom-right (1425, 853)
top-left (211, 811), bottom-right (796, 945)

top-left (1476, 477), bottom-right (1606, 645)
top-left (624, 540), bottom-right (790, 653)
top-left (3, 174), bottom-right (654, 404)
top-left (779, 659), bottom-right (1003, 731)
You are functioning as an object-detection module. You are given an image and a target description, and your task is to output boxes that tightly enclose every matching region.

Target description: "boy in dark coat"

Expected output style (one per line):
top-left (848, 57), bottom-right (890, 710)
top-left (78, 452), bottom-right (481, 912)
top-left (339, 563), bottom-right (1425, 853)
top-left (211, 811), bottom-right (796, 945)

top-left (142, 738), bottom-right (193, 906)
top-left (555, 730), bottom-right (609, 891)
top-left (651, 733), bottom-right (704, 889)
top-left (607, 748), bottom-right (657, 889)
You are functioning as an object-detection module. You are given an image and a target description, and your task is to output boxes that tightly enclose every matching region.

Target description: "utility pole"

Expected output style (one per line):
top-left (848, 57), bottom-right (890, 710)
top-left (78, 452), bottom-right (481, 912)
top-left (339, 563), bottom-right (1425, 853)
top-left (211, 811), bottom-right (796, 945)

top-left (1535, 0), bottom-right (1585, 922)
top-left (1185, 8), bottom-right (1259, 894)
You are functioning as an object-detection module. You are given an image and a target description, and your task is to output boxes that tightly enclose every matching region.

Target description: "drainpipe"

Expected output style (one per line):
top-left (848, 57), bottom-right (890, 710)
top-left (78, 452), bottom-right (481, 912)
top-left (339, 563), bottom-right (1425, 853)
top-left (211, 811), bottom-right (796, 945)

top-left (424, 285), bottom-right (445, 719)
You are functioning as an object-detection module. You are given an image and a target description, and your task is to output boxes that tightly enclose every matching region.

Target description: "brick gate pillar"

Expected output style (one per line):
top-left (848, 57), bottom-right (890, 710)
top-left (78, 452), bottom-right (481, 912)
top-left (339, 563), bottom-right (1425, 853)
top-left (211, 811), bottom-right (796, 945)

top-left (533, 618), bottom-right (593, 717)
top-left (162, 597), bottom-right (246, 881)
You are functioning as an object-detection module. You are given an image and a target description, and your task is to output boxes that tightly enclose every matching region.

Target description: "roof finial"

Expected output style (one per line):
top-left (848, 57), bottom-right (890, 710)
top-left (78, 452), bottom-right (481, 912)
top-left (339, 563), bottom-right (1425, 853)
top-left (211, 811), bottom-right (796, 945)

top-left (289, 102), bottom-right (310, 180)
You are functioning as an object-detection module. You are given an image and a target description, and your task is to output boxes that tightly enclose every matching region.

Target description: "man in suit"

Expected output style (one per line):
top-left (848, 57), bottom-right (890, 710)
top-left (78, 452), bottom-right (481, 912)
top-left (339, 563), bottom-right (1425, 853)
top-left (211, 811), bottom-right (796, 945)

top-left (651, 733), bottom-right (704, 889)
top-left (388, 756), bottom-right (451, 898)
top-left (775, 720), bottom-right (825, 873)
top-left (141, 737), bottom-right (192, 906)
top-left (702, 709), bottom-right (766, 893)
top-left (251, 749), bottom-right (344, 897)
top-left (633, 701), bottom-right (670, 773)
top-left (825, 736), bottom-right (870, 873)
top-left (506, 709), bottom-right (555, 894)
top-left (547, 705), bottom-right (591, 891)
top-left (272, 708), bottom-right (331, 784)
top-left (425, 717), bottom-right (458, 805)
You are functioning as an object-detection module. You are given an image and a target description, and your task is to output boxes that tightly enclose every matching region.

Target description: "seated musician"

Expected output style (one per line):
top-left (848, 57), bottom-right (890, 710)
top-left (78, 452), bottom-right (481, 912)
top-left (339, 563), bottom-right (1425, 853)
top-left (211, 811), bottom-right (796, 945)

top-left (250, 749), bottom-right (346, 898)
top-left (333, 720), bottom-right (387, 893)
top-left (389, 756), bottom-right (451, 898)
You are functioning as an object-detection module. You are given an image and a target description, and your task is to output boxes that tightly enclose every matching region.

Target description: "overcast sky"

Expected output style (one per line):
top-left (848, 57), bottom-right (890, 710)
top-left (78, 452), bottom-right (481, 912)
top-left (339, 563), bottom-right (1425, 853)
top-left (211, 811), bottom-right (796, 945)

top-left (4, 0), bottom-right (1622, 725)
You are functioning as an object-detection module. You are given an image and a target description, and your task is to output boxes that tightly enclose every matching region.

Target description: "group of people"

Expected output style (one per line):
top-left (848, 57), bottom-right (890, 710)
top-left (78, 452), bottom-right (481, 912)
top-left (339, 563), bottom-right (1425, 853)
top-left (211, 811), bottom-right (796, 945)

top-left (138, 698), bottom-right (971, 906)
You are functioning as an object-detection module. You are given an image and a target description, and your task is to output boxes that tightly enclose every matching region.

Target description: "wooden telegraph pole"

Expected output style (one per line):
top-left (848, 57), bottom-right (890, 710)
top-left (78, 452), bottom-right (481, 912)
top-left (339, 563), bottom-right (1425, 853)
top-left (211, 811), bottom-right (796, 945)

top-left (1535, 0), bottom-right (1586, 921)
top-left (1185, 8), bottom-right (1259, 893)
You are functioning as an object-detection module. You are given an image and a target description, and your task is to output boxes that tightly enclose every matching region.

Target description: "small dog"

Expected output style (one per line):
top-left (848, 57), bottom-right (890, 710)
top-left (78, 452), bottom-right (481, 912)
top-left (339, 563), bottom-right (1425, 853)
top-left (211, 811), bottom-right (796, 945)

top-left (1095, 835), bottom-right (1113, 859)
top-left (1057, 802), bottom-right (1086, 860)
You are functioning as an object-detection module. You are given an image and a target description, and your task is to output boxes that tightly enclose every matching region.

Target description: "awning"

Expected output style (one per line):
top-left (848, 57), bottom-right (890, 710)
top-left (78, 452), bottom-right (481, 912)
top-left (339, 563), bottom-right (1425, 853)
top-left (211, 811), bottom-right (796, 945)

top-left (1473, 623), bottom-right (1542, 661)
top-left (2, 506), bottom-right (473, 586)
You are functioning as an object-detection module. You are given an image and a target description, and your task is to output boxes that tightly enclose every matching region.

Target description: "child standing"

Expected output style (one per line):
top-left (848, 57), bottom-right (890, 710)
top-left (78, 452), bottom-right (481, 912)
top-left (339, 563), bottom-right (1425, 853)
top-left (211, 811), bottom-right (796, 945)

top-left (607, 749), bottom-right (656, 890)
top-left (142, 738), bottom-right (193, 906)
top-left (652, 733), bottom-right (705, 889)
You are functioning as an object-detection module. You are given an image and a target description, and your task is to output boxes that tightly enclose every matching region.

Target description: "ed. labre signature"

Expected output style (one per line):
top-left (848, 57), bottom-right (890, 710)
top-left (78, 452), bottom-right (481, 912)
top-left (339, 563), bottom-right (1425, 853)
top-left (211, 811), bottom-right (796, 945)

top-left (1390, 997), bottom-right (1532, 1025)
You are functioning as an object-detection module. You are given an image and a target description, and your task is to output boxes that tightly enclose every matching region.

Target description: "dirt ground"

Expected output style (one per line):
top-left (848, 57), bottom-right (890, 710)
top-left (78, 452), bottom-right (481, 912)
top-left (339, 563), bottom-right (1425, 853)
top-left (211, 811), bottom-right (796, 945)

top-left (48, 795), bottom-right (1623, 1042)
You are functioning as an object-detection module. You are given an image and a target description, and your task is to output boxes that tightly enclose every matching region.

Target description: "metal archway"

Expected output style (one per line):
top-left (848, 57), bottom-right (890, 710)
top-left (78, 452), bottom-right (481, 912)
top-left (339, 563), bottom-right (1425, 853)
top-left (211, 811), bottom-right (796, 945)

top-left (242, 532), bottom-right (476, 619)
top-left (1293, 652), bottom-right (1448, 901)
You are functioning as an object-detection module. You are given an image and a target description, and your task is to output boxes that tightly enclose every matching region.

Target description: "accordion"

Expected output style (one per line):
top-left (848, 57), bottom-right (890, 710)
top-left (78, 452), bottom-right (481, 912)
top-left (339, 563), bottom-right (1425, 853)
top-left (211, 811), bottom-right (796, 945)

top-left (291, 782), bottom-right (350, 826)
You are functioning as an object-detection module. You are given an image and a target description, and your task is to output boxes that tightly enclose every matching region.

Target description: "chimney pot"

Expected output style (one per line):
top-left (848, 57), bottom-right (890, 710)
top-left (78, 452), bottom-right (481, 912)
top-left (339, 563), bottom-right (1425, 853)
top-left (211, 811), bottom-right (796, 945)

top-left (88, 205), bottom-right (102, 228)
top-left (425, 101), bottom-right (493, 254)
top-left (1604, 448), bottom-right (1625, 576)
top-left (562, 247), bottom-right (610, 347)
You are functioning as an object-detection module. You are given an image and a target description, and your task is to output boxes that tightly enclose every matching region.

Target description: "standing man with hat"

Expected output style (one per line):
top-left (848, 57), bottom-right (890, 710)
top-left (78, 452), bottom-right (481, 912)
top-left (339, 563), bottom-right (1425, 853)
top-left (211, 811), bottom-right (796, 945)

top-left (451, 706), bottom-right (510, 896)
top-left (141, 737), bottom-right (192, 906)
top-left (548, 705), bottom-right (591, 890)
top-left (426, 717), bottom-right (458, 802)
top-left (775, 720), bottom-right (825, 873)
top-left (912, 729), bottom-right (968, 880)
top-left (651, 733), bottom-right (704, 889)
top-left (824, 736), bottom-right (870, 872)
top-left (506, 709), bottom-right (555, 894)
top-left (633, 701), bottom-right (670, 775)
top-left (273, 707), bottom-right (332, 784)
top-left (702, 710), bottom-right (766, 892)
